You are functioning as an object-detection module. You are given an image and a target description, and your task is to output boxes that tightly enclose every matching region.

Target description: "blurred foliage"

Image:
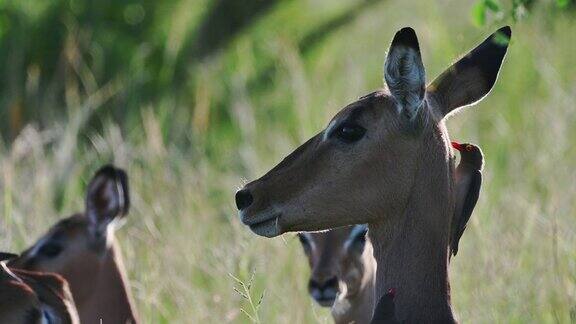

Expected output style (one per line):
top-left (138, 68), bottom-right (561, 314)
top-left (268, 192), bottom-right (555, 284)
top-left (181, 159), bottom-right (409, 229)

top-left (0, 0), bottom-right (190, 137)
top-left (0, 0), bottom-right (384, 146)
top-left (1, 0), bottom-right (570, 144)
top-left (471, 0), bottom-right (574, 26)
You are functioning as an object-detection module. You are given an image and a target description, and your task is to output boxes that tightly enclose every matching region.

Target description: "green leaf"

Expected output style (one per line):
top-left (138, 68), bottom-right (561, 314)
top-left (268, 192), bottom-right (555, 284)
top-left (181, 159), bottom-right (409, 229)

top-left (485, 0), bottom-right (501, 12)
top-left (556, 0), bottom-right (570, 8)
top-left (472, 1), bottom-right (487, 27)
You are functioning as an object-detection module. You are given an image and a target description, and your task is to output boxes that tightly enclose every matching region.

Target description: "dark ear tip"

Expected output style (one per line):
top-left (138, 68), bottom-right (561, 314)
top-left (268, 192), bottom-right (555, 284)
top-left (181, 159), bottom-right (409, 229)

top-left (94, 164), bottom-right (120, 178)
top-left (91, 164), bottom-right (130, 215)
top-left (94, 165), bottom-right (127, 181)
top-left (398, 27), bottom-right (415, 34)
top-left (359, 224), bottom-right (368, 236)
top-left (499, 26), bottom-right (512, 38)
top-left (392, 27), bottom-right (419, 49)
top-left (490, 26), bottom-right (512, 48)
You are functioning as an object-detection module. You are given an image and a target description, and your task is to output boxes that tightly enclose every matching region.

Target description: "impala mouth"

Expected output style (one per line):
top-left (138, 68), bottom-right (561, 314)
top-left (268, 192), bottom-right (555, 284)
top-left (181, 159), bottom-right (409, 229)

top-left (314, 296), bottom-right (336, 307)
top-left (310, 288), bottom-right (338, 307)
top-left (240, 210), bottom-right (282, 238)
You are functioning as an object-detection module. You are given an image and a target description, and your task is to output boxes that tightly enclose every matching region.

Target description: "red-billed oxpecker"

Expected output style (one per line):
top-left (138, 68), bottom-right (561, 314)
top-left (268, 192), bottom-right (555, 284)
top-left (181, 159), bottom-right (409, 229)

top-left (370, 288), bottom-right (400, 324)
top-left (450, 142), bottom-right (484, 256)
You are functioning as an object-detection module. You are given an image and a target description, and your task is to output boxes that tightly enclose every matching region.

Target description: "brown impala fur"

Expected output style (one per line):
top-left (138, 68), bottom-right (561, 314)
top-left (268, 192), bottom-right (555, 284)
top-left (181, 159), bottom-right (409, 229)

top-left (0, 255), bottom-right (79, 324)
top-left (236, 27), bottom-right (511, 323)
top-left (10, 166), bottom-right (138, 324)
top-left (298, 225), bottom-right (375, 324)
top-left (369, 142), bottom-right (485, 321)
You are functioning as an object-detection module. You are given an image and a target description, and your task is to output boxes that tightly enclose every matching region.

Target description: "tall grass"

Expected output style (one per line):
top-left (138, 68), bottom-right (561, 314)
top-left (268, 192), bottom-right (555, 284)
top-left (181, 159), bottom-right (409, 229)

top-left (0, 0), bottom-right (575, 322)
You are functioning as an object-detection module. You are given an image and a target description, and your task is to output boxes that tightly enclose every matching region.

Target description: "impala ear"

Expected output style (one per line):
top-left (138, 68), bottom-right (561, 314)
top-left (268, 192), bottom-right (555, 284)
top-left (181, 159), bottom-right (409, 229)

top-left (297, 232), bottom-right (312, 251)
top-left (345, 224), bottom-right (368, 254)
top-left (85, 165), bottom-right (130, 238)
top-left (384, 27), bottom-right (426, 120)
top-left (428, 26), bottom-right (511, 118)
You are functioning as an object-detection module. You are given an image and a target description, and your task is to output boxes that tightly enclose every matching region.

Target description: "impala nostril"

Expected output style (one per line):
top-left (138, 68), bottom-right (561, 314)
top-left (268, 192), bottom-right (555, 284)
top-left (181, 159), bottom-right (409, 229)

top-left (235, 189), bottom-right (254, 210)
top-left (309, 277), bottom-right (338, 305)
top-left (308, 279), bottom-right (319, 291)
top-left (323, 277), bottom-right (339, 290)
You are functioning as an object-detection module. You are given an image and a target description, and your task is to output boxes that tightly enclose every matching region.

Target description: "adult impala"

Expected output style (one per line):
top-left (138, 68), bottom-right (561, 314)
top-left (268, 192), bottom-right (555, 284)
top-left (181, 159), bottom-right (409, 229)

top-left (236, 27), bottom-right (510, 322)
top-left (370, 141), bottom-right (484, 321)
top-left (10, 165), bottom-right (138, 324)
top-left (297, 141), bottom-right (483, 322)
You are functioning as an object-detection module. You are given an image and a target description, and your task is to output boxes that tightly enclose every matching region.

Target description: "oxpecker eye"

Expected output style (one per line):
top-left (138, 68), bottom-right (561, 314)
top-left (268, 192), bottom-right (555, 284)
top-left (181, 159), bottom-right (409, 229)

top-left (333, 123), bottom-right (366, 143)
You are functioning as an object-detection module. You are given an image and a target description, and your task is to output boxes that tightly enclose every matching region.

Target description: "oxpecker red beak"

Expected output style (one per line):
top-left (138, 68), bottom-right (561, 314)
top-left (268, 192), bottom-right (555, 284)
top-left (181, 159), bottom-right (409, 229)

top-left (451, 141), bottom-right (463, 152)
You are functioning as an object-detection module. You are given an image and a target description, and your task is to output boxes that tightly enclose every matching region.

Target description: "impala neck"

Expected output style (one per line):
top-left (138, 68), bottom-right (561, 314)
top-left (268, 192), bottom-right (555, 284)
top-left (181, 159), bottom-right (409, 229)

top-left (80, 240), bottom-right (138, 324)
top-left (370, 135), bottom-right (456, 323)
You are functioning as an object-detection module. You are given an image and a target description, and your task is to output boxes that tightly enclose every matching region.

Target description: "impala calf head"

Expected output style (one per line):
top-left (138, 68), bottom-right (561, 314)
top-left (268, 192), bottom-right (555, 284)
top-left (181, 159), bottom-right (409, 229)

top-left (298, 225), bottom-right (371, 307)
top-left (1, 254), bottom-right (79, 324)
top-left (10, 165), bottom-right (130, 309)
top-left (236, 27), bottom-right (510, 237)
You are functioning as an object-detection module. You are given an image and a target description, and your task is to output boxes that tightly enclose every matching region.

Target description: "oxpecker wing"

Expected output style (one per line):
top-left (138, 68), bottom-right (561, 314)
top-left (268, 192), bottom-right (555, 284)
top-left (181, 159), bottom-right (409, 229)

top-left (371, 288), bottom-right (400, 324)
top-left (451, 142), bottom-right (484, 257)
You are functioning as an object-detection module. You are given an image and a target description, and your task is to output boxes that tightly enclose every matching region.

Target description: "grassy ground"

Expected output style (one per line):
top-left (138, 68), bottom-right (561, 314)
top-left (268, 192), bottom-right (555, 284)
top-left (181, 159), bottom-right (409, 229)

top-left (1, 0), bottom-right (575, 323)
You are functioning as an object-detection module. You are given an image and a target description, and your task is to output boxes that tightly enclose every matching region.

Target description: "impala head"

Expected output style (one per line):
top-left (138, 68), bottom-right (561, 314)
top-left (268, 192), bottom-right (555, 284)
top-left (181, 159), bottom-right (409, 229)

top-left (9, 165), bottom-right (130, 306)
top-left (297, 225), bottom-right (371, 307)
top-left (1, 256), bottom-right (79, 324)
top-left (236, 27), bottom-right (510, 237)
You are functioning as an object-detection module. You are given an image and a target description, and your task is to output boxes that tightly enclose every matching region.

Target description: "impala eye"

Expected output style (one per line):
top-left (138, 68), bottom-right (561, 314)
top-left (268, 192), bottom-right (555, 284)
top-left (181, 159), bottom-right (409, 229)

top-left (333, 123), bottom-right (366, 143)
top-left (38, 242), bottom-right (63, 258)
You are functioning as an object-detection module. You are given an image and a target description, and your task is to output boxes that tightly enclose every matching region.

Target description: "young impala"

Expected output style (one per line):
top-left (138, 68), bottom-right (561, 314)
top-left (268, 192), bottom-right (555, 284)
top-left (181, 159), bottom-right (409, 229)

top-left (0, 253), bottom-right (79, 323)
top-left (10, 165), bottom-right (138, 324)
top-left (236, 26), bottom-right (510, 322)
top-left (298, 225), bottom-right (375, 324)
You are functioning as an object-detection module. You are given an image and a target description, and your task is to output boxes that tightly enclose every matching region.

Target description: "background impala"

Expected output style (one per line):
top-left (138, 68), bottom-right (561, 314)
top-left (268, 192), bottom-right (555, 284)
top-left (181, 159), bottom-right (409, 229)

top-left (0, 255), bottom-right (79, 323)
top-left (9, 166), bottom-right (138, 324)
top-left (298, 225), bottom-right (376, 324)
